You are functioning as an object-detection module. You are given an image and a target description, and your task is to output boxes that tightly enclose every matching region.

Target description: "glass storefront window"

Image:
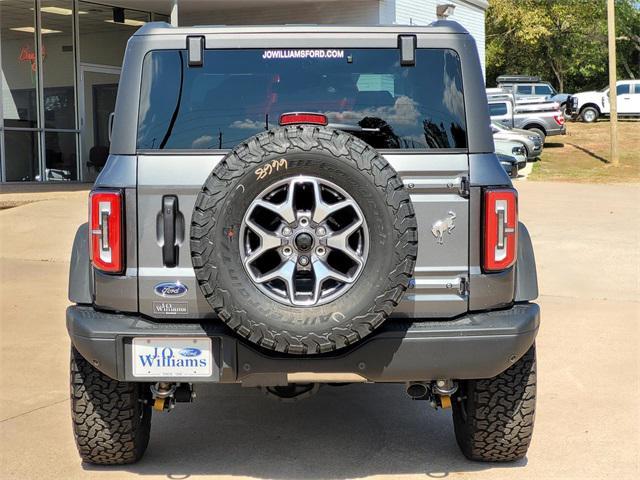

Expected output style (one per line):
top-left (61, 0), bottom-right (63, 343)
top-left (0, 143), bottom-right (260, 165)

top-left (4, 130), bottom-right (39, 181)
top-left (1, 0), bottom-right (39, 128)
top-left (1, 1), bottom-right (158, 182)
top-left (80, 69), bottom-right (119, 182)
top-left (42, 0), bottom-right (76, 129)
top-left (79, 2), bottom-right (149, 66)
top-left (45, 131), bottom-right (77, 180)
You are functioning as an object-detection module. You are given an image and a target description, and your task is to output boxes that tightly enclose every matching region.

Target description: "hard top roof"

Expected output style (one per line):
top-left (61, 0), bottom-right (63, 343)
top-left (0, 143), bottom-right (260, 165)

top-left (132, 20), bottom-right (469, 36)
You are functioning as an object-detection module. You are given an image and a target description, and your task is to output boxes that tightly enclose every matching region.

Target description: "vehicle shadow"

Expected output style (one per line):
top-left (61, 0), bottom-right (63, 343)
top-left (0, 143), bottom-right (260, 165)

top-left (543, 142), bottom-right (564, 148)
top-left (83, 383), bottom-right (527, 479)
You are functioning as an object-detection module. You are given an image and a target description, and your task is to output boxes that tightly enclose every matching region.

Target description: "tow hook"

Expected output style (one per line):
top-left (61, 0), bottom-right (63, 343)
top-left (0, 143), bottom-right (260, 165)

top-left (150, 382), bottom-right (195, 412)
top-left (431, 379), bottom-right (458, 410)
top-left (405, 379), bottom-right (458, 409)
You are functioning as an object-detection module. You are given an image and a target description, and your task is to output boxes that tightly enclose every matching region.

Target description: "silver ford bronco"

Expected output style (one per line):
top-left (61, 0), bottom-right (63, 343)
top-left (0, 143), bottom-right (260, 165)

top-left (67, 21), bottom-right (539, 465)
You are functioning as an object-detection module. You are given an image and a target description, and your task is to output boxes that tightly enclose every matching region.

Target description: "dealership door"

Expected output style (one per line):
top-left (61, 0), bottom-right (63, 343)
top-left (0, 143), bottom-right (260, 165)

top-left (79, 65), bottom-right (121, 182)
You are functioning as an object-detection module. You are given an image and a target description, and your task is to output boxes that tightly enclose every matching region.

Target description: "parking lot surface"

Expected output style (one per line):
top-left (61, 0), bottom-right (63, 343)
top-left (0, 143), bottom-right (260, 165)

top-left (1, 182), bottom-right (638, 479)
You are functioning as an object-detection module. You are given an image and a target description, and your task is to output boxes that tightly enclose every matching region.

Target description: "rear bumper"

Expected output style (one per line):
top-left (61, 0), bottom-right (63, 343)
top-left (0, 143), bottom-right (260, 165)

top-left (546, 123), bottom-right (566, 136)
top-left (67, 303), bottom-right (540, 385)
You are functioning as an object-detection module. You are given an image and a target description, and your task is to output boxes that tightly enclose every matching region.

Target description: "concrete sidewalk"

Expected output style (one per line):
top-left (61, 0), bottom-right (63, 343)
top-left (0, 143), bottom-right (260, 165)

top-left (1, 182), bottom-right (638, 479)
top-left (0, 186), bottom-right (89, 211)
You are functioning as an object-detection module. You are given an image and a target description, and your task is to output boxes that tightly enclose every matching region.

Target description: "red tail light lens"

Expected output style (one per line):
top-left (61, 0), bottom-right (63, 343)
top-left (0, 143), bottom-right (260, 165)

top-left (483, 189), bottom-right (518, 272)
top-left (554, 114), bottom-right (565, 126)
top-left (89, 190), bottom-right (124, 274)
top-left (279, 112), bottom-right (328, 126)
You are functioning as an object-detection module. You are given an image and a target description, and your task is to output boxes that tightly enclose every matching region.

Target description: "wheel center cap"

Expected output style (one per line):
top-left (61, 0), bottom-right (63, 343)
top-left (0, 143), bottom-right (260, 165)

top-left (294, 232), bottom-right (314, 252)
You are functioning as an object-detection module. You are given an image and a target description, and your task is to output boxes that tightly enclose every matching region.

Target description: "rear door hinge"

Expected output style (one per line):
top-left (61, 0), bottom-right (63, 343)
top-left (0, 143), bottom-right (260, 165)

top-left (458, 175), bottom-right (470, 198)
top-left (458, 277), bottom-right (469, 296)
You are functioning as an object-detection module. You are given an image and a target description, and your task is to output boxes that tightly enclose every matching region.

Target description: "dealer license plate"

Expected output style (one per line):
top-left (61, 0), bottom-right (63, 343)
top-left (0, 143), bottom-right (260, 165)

top-left (132, 337), bottom-right (212, 377)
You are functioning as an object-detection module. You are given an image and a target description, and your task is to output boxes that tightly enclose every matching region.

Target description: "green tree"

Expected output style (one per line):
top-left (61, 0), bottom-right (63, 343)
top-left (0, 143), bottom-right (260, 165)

top-left (616, 0), bottom-right (640, 79)
top-left (486, 0), bottom-right (639, 92)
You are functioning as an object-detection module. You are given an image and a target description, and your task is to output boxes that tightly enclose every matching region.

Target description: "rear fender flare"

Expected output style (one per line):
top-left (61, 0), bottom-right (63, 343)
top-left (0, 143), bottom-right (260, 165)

top-left (515, 222), bottom-right (538, 302)
top-left (69, 223), bottom-right (93, 304)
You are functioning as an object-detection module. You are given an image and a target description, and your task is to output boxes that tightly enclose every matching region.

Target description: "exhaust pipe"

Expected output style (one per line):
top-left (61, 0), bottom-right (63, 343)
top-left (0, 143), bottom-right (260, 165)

top-left (406, 382), bottom-right (429, 399)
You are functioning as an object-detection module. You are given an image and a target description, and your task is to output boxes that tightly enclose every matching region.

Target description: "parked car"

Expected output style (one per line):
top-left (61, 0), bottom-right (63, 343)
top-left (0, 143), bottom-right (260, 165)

top-left (487, 90), bottom-right (566, 144)
top-left (566, 80), bottom-right (640, 122)
top-left (67, 21), bottom-right (540, 465)
top-left (497, 153), bottom-right (520, 178)
top-left (496, 75), bottom-right (571, 110)
top-left (494, 138), bottom-right (527, 172)
top-left (491, 121), bottom-right (543, 160)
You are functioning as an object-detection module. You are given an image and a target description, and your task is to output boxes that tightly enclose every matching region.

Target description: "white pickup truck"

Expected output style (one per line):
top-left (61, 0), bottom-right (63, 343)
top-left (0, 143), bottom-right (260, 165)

top-left (567, 80), bottom-right (640, 122)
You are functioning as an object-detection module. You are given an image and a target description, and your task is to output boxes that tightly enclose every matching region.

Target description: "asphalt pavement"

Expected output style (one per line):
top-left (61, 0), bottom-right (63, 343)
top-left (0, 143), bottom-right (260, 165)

top-left (0, 182), bottom-right (638, 479)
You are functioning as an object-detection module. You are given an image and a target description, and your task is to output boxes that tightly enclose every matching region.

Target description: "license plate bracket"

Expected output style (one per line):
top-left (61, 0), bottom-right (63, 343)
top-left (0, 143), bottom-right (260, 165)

top-left (132, 337), bottom-right (213, 378)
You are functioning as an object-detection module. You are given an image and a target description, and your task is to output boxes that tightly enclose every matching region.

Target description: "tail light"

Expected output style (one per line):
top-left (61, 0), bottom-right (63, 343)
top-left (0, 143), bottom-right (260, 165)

top-left (89, 190), bottom-right (124, 274)
top-left (483, 188), bottom-right (518, 272)
top-left (279, 112), bottom-right (328, 126)
top-left (553, 114), bottom-right (565, 126)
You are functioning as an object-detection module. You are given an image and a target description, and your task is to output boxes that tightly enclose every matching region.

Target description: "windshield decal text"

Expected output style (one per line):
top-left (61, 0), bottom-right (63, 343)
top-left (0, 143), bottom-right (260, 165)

top-left (262, 49), bottom-right (345, 60)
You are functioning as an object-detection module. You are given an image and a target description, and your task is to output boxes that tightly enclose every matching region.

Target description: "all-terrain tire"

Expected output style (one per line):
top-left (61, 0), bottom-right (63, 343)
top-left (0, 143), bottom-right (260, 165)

top-left (452, 345), bottom-right (536, 462)
top-left (191, 125), bottom-right (418, 355)
top-left (70, 347), bottom-right (151, 465)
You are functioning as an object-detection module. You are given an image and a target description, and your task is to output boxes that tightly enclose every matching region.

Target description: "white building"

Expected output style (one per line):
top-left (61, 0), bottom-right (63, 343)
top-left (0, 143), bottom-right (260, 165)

top-left (165, 1), bottom-right (487, 72)
top-left (0, 0), bottom-right (487, 184)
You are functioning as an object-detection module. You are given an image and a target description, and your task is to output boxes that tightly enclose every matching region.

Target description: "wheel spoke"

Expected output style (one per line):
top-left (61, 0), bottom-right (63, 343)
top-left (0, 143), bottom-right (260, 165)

top-left (326, 218), bottom-right (362, 250)
top-left (253, 179), bottom-right (297, 224)
top-left (311, 179), bottom-right (356, 224)
top-left (311, 258), bottom-right (354, 303)
top-left (244, 218), bottom-right (282, 263)
top-left (255, 258), bottom-right (297, 303)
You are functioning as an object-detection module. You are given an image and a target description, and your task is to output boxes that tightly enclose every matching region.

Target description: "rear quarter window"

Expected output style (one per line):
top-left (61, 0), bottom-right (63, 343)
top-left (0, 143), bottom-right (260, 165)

top-left (137, 48), bottom-right (467, 151)
top-left (535, 85), bottom-right (554, 95)
top-left (488, 103), bottom-right (508, 116)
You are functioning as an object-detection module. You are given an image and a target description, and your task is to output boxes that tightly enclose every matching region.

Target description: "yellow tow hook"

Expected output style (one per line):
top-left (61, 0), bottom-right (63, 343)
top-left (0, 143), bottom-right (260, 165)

top-left (153, 397), bottom-right (166, 411)
top-left (433, 379), bottom-right (456, 409)
top-left (439, 395), bottom-right (452, 409)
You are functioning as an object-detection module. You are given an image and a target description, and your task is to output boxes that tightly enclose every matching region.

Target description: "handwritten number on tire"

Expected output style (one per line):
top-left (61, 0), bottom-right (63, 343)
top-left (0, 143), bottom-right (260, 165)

top-left (255, 159), bottom-right (288, 180)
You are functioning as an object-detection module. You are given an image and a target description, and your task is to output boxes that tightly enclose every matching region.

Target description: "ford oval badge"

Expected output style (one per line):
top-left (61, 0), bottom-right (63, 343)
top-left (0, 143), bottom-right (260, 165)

top-left (179, 347), bottom-right (202, 357)
top-left (154, 282), bottom-right (188, 298)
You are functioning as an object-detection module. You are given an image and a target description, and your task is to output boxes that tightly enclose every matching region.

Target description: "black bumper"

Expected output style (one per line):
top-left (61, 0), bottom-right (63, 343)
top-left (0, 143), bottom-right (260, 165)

top-left (67, 303), bottom-right (539, 385)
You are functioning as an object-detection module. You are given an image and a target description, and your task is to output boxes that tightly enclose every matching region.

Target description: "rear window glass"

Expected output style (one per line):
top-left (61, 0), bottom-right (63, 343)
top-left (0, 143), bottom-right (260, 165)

top-left (516, 85), bottom-right (533, 95)
top-left (488, 103), bottom-right (508, 116)
top-left (137, 48), bottom-right (467, 150)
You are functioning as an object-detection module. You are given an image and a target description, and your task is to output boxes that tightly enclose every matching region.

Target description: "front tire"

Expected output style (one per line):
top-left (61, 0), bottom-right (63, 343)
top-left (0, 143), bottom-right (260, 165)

top-left (452, 345), bottom-right (536, 462)
top-left (70, 347), bottom-right (151, 465)
top-left (581, 106), bottom-right (599, 123)
top-left (527, 128), bottom-right (546, 145)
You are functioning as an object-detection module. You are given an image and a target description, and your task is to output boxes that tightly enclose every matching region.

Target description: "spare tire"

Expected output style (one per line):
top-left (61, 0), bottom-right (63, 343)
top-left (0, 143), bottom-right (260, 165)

top-left (191, 126), bottom-right (417, 354)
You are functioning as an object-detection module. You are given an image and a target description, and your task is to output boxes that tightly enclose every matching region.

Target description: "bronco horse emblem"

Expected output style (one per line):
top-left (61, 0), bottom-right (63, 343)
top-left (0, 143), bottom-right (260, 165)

top-left (431, 211), bottom-right (456, 245)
